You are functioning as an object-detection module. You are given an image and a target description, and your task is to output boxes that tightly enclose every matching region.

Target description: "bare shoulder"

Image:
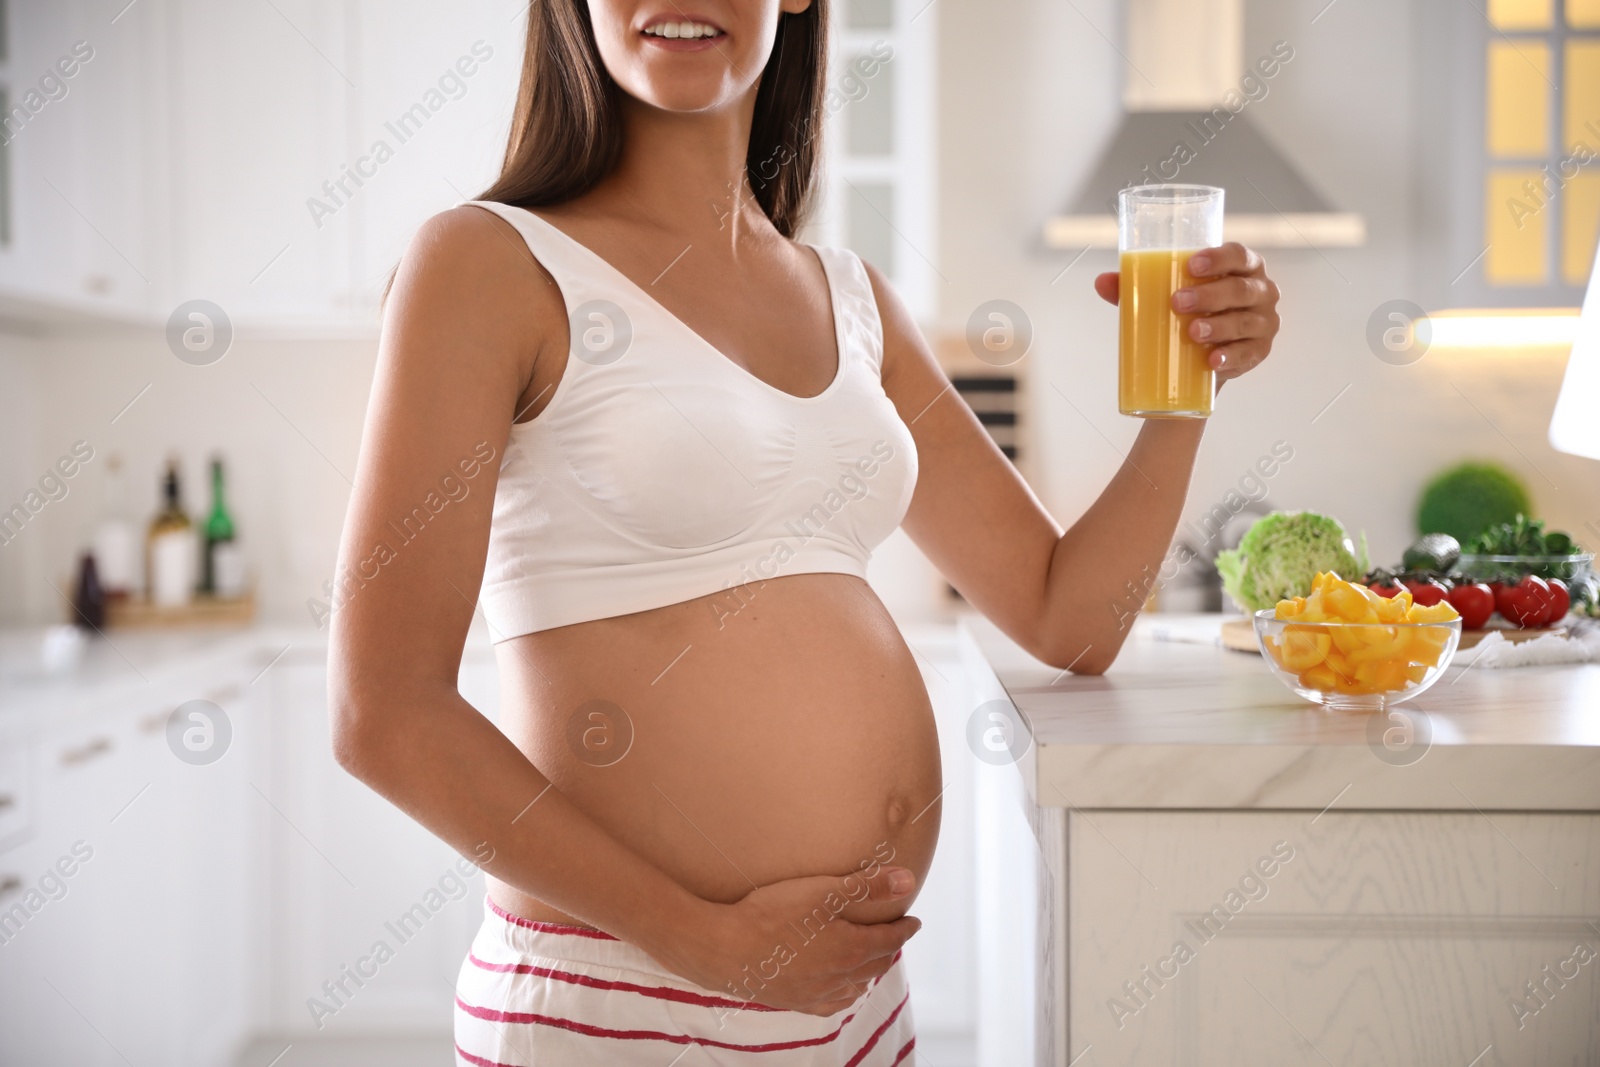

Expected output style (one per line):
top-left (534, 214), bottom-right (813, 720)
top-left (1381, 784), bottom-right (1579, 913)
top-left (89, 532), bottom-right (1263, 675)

top-left (385, 204), bottom-right (564, 368)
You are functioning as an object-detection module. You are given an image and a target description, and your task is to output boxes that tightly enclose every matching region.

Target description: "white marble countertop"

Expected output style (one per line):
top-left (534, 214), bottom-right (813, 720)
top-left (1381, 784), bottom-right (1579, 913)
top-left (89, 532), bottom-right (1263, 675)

top-left (0, 617), bottom-right (498, 730)
top-left (0, 624), bottom-right (314, 728)
top-left (959, 613), bottom-right (1600, 812)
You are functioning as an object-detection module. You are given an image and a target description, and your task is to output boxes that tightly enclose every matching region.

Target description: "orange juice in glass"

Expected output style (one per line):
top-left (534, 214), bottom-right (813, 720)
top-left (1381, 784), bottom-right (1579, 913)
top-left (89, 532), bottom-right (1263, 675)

top-left (1117, 184), bottom-right (1224, 418)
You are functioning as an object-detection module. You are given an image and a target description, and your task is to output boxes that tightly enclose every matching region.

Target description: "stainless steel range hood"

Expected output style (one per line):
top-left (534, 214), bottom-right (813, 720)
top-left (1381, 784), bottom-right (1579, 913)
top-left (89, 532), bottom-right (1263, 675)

top-left (1045, 0), bottom-right (1364, 249)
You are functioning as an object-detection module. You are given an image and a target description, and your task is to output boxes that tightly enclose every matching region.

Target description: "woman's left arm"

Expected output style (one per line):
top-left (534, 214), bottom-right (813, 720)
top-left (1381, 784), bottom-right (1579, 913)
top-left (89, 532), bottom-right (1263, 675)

top-left (873, 243), bottom-right (1280, 674)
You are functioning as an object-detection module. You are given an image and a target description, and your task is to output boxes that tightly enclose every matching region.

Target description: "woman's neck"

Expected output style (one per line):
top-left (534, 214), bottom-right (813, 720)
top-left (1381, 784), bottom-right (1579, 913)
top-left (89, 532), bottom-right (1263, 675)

top-left (587, 94), bottom-right (773, 250)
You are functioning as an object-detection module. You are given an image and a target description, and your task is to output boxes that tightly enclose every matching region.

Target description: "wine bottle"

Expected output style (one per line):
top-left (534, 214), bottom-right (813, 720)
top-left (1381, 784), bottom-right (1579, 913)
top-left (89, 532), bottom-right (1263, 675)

top-left (202, 457), bottom-right (243, 597)
top-left (73, 553), bottom-right (106, 630)
top-left (93, 453), bottom-right (137, 599)
top-left (148, 459), bottom-right (196, 608)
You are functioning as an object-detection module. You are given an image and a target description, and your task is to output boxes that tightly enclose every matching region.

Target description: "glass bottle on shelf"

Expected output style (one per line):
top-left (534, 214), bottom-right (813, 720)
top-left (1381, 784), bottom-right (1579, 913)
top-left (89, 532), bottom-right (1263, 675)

top-left (73, 553), bottom-right (106, 630)
top-left (147, 459), bottom-right (196, 608)
top-left (202, 457), bottom-right (244, 598)
top-left (93, 453), bottom-right (138, 600)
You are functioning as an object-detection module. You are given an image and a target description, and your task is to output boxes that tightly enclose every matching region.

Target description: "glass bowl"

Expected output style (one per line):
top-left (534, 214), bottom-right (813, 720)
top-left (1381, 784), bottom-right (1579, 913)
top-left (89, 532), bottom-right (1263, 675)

top-left (1252, 609), bottom-right (1462, 712)
top-left (1454, 552), bottom-right (1594, 585)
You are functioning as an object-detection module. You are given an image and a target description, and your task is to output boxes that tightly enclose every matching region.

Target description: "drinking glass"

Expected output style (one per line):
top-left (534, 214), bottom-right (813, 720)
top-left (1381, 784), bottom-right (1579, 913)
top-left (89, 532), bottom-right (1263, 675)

top-left (1117, 184), bottom-right (1225, 418)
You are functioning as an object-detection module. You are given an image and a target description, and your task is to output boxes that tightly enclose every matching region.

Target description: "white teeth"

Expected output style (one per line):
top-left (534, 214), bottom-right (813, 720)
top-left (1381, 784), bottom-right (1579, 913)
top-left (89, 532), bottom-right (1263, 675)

top-left (645, 21), bottom-right (717, 38)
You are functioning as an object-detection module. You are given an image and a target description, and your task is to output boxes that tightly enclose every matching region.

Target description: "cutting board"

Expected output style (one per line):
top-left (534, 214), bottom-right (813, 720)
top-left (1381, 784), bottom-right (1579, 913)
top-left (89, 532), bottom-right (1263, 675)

top-left (1219, 618), bottom-right (1566, 654)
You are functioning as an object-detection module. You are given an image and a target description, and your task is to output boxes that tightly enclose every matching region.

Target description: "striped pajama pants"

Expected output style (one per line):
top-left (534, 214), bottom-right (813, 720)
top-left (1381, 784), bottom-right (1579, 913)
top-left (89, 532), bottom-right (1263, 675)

top-left (454, 896), bottom-right (917, 1066)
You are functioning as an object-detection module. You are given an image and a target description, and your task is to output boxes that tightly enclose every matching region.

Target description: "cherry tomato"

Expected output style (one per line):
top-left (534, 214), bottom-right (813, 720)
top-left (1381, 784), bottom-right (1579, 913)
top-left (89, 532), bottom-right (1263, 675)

top-left (1502, 574), bottom-right (1555, 628)
top-left (1405, 578), bottom-right (1450, 607)
top-left (1547, 578), bottom-right (1571, 623)
top-left (1491, 581), bottom-right (1514, 622)
top-left (1369, 580), bottom-right (1406, 599)
top-left (1446, 582), bottom-right (1495, 629)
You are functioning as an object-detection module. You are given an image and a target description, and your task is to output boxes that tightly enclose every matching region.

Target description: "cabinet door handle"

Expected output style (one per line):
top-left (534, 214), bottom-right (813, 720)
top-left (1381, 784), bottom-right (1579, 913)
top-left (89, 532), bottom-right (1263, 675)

top-left (0, 875), bottom-right (20, 897)
top-left (60, 737), bottom-right (113, 765)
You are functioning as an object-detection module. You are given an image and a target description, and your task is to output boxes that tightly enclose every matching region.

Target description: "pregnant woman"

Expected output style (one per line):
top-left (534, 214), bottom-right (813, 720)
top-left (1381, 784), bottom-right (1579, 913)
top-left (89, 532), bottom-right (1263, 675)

top-left (329, 0), bottom-right (1281, 1063)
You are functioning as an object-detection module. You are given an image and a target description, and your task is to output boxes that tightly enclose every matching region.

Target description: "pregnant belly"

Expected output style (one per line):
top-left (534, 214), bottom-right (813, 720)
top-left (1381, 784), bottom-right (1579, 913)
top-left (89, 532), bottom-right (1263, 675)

top-left (486, 573), bottom-right (943, 929)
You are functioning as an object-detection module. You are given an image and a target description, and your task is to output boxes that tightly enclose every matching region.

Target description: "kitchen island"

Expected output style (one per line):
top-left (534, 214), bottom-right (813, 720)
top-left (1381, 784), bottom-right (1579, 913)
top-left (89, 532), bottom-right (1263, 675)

top-left (961, 613), bottom-right (1600, 1067)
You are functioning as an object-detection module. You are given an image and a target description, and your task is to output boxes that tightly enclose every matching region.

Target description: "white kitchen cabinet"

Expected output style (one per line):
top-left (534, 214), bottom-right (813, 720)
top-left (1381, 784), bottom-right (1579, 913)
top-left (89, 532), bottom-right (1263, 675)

top-left (262, 644), bottom-right (498, 1038)
top-left (897, 625), bottom-right (978, 1062)
top-left (157, 0), bottom-right (520, 329)
top-left (162, 0), bottom-right (355, 327)
top-left (1068, 811), bottom-right (1600, 1066)
top-left (0, 1), bottom-right (521, 330)
top-left (0, 718), bottom-right (123, 1067)
top-left (165, 0), bottom-right (521, 329)
top-left (965, 616), bottom-right (1600, 1067)
top-left (0, 649), bottom-right (268, 1067)
top-left (0, 0), bottom-right (165, 321)
top-left (346, 1), bottom-right (520, 302)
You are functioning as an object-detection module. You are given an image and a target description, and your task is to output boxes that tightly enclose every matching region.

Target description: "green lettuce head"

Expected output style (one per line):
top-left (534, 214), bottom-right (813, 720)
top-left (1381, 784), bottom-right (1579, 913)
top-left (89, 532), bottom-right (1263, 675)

top-left (1215, 511), bottom-right (1363, 613)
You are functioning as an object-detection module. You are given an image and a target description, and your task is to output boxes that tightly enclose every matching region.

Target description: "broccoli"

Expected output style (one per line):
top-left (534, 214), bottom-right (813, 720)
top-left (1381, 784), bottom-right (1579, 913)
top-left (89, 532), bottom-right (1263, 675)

top-left (1215, 511), bottom-right (1363, 613)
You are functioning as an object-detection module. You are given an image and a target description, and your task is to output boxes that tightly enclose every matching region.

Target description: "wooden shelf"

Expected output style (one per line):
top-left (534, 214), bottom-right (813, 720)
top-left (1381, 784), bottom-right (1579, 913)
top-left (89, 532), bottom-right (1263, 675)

top-left (99, 590), bottom-right (258, 630)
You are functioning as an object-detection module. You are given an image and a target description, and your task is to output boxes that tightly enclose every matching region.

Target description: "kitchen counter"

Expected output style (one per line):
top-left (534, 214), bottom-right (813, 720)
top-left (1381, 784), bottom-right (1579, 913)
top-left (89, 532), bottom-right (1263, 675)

top-left (960, 612), bottom-right (1600, 812)
top-left (0, 618), bottom-right (497, 729)
top-left (961, 612), bottom-right (1600, 1067)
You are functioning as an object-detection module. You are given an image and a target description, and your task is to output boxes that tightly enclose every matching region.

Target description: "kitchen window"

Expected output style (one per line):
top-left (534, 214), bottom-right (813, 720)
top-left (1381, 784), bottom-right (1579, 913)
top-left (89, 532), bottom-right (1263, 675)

top-left (809, 0), bottom-right (937, 322)
top-left (1484, 0), bottom-right (1600, 289)
top-left (1425, 0), bottom-right (1600, 307)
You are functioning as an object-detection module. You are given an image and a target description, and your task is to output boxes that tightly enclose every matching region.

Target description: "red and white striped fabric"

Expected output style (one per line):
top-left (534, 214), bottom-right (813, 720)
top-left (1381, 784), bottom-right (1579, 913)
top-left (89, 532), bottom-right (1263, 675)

top-left (454, 896), bottom-right (917, 1066)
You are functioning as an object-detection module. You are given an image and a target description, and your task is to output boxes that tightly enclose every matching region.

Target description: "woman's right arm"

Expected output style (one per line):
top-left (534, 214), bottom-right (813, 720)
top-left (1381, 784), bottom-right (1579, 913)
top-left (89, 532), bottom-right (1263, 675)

top-left (328, 206), bottom-right (920, 1016)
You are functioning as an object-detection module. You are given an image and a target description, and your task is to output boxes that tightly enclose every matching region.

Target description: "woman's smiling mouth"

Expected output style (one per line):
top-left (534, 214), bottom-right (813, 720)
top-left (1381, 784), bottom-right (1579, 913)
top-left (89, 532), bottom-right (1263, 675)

top-left (640, 15), bottom-right (726, 50)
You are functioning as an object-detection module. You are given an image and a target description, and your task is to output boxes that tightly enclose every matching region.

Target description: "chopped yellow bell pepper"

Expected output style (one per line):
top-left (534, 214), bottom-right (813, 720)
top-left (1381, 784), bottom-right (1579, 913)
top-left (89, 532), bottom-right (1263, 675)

top-left (1405, 601), bottom-right (1459, 624)
top-left (1299, 664), bottom-right (1341, 691)
top-left (1270, 572), bottom-right (1457, 697)
top-left (1273, 627), bottom-right (1332, 672)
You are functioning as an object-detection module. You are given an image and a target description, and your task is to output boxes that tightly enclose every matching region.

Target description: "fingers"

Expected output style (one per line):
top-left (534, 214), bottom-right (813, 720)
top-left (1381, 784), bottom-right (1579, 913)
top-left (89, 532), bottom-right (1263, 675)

top-left (1187, 242), bottom-right (1262, 278)
top-left (849, 914), bottom-right (923, 961)
top-left (844, 953), bottom-right (899, 986)
top-left (808, 994), bottom-right (863, 1018)
top-left (1188, 309), bottom-right (1273, 345)
top-left (1093, 271), bottom-right (1120, 305)
top-left (1173, 274), bottom-right (1273, 315)
top-left (1209, 342), bottom-right (1270, 379)
top-left (848, 866), bottom-right (917, 904)
top-left (1172, 242), bottom-right (1280, 378)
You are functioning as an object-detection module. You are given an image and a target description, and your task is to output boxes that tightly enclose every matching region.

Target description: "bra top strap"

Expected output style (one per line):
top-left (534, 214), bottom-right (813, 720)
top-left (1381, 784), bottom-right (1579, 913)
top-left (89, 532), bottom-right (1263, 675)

top-left (460, 202), bottom-right (889, 381)
top-left (455, 200), bottom-right (613, 304)
top-left (815, 245), bottom-right (886, 378)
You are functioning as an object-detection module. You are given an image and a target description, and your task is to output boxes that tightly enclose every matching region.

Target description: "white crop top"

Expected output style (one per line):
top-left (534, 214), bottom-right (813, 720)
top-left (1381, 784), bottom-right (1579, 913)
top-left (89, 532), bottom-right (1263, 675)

top-left (462, 200), bottom-right (920, 640)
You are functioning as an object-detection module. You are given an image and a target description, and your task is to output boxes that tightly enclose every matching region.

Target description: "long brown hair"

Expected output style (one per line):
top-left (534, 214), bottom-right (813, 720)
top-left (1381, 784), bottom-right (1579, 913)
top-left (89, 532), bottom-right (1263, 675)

top-left (480, 0), bottom-right (830, 238)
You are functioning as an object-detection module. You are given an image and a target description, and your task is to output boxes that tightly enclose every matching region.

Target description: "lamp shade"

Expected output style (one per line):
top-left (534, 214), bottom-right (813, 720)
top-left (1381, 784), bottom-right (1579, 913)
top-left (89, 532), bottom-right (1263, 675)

top-left (1549, 237), bottom-right (1600, 461)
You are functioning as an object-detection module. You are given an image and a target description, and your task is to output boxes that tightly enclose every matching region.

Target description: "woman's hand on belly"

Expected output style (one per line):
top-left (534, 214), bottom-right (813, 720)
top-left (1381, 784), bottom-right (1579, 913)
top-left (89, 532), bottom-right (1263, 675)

top-left (653, 864), bottom-right (922, 1017)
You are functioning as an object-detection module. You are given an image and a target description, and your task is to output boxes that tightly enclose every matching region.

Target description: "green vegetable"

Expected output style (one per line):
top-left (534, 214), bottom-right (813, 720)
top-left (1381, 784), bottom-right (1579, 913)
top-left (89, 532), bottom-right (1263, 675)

top-left (1402, 533), bottom-right (1461, 574)
top-left (1544, 531), bottom-right (1575, 555)
top-left (1467, 514), bottom-right (1566, 556)
top-left (1463, 516), bottom-right (1590, 581)
top-left (1216, 510), bottom-right (1363, 613)
top-left (1417, 462), bottom-right (1531, 544)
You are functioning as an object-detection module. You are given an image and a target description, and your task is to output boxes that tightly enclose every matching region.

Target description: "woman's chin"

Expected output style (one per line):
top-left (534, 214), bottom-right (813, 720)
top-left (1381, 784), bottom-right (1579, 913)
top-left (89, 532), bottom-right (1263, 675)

top-left (615, 69), bottom-right (749, 117)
